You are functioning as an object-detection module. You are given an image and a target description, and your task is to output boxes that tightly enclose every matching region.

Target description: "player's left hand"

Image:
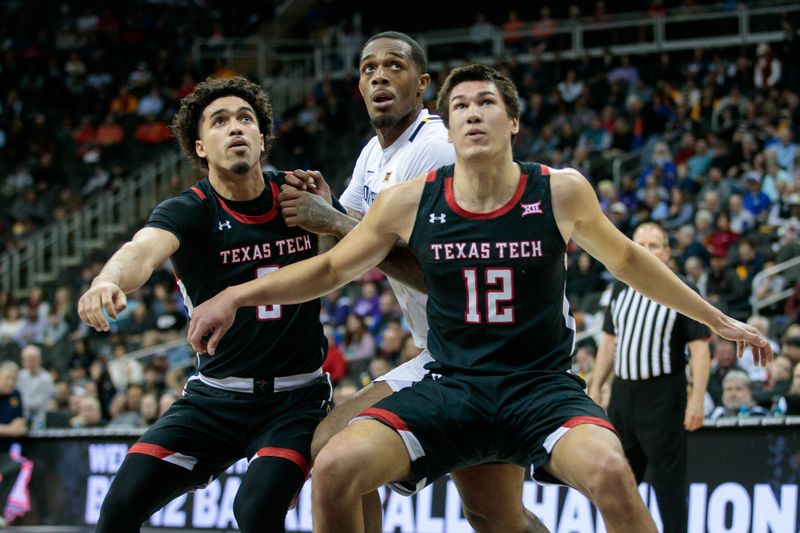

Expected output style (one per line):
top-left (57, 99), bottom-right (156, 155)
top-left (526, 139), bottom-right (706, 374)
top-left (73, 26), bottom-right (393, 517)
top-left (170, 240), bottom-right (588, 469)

top-left (187, 288), bottom-right (238, 355)
top-left (711, 314), bottom-right (773, 367)
top-left (285, 169), bottom-right (332, 205)
top-left (684, 396), bottom-right (705, 431)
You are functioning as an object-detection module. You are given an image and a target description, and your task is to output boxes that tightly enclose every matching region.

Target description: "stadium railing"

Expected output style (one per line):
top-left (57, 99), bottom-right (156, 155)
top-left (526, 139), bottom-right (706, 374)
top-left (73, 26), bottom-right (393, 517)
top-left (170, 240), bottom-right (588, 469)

top-left (0, 152), bottom-right (196, 299)
top-left (750, 255), bottom-right (800, 317)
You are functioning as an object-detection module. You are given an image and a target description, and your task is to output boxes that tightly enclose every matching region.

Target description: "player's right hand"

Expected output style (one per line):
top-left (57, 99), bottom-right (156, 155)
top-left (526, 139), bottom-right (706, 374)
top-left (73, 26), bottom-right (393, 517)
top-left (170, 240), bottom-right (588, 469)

top-left (77, 281), bottom-right (128, 332)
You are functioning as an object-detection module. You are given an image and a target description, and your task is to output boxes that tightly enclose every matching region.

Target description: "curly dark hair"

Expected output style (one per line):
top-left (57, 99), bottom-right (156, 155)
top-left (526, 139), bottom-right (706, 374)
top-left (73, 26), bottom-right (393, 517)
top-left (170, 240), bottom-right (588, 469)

top-left (171, 76), bottom-right (273, 170)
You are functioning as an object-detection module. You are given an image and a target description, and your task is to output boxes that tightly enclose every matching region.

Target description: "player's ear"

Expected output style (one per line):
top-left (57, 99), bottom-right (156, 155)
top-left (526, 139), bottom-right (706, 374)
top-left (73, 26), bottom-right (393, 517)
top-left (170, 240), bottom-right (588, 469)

top-left (418, 73), bottom-right (431, 97)
top-left (259, 134), bottom-right (265, 151)
top-left (510, 117), bottom-right (520, 136)
top-left (195, 139), bottom-right (206, 159)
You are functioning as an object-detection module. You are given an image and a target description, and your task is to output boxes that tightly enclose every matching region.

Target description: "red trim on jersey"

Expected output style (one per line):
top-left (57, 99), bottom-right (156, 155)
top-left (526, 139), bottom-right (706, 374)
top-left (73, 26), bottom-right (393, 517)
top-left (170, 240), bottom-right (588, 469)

top-left (360, 407), bottom-right (411, 431)
top-left (444, 174), bottom-right (528, 220)
top-left (190, 186), bottom-right (206, 200)
top-left (539, 164), bottom-right (550, 176)
top-left (426, 169), bottom-right (437, 182)
top-left (128, 442), bottom-right (176, 459)
top-left (255, 447), bottom-right (310, 476)
top-left (213, 181), bottom-right (279, 224)
top-left (562, 416), bottom-right (618, 436)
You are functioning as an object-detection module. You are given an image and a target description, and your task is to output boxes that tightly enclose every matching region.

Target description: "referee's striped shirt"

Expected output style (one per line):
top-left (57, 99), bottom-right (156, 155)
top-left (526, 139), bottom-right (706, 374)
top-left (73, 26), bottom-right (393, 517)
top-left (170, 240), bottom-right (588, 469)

top-left (602, 279), bottom-right (710, 381)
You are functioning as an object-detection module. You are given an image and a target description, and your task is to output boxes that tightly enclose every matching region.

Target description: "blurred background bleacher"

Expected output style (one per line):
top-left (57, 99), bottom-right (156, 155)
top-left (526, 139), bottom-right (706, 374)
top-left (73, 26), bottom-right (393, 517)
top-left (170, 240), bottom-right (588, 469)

top-left (0, 0), bottom-right (799, 440)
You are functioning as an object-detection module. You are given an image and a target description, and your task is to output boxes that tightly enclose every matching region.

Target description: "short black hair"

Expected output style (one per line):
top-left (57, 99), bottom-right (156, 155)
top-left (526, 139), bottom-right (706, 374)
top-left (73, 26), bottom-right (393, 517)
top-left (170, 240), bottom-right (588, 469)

top-left (172, 76), bottom-right (273, 170)
top-left (435, 63), bottom-right (520, 129)
top-left (360, 31), bottom-right (428, 73)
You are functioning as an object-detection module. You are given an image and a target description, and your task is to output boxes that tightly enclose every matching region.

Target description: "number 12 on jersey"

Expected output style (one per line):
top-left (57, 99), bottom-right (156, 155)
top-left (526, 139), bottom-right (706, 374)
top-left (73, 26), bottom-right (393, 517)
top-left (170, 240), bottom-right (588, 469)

top-left (256, 266), bottom-right (282, 320)
top-left (462, 268), bottom-right (515, 324)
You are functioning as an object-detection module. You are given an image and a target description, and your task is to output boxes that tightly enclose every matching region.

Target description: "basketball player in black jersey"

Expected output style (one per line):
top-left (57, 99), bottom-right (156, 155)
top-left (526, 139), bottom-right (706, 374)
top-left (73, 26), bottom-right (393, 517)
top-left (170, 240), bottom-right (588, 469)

top-left (77, 77), bottom-right (335, 533)
top-left (188, 65), bottom-right (772, 533)
top-left (281, 31), bottom-right (547, 533)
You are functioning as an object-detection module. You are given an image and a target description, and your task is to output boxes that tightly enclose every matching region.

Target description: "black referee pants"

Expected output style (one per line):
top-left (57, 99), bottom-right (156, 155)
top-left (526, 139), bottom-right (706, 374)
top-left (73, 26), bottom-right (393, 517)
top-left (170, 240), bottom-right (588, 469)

top-left (608, 372), bottom-right (688, 533)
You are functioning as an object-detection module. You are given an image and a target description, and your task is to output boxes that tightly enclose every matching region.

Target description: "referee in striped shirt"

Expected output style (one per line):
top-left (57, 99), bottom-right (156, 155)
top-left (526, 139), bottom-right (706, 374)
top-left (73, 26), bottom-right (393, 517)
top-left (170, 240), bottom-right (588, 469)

top-left (589, 222), bottom-right (711, 533)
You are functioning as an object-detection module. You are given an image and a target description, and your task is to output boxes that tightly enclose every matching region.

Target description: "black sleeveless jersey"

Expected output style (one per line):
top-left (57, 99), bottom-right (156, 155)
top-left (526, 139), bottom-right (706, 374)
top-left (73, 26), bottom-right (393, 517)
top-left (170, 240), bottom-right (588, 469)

top-left (145, 172), bottom-right (326, 379)
top-left (408, 162), bottom-right (575, 376)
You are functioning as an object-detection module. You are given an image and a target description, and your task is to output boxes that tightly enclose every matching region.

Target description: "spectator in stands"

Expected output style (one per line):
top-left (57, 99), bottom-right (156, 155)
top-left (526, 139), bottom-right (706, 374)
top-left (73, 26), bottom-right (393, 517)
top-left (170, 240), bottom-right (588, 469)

top-left (0, 305), bottom-right (24, 350)
top-left (500, 10), bottom-right (526, 52)
top-left (663, 188), bottom-right (695, 230)
top-left (332, 378), bottom-right (359, 407)
top-left (352, 280), bottom-right (380, 324)
top-left (109, 86), bottom-right (138, 116)
top-left (709, 370), bottom-right (768, 419)
top-left (557, 69), bottom-right (584, 105)
top-left (752, 355), bottom-right (792, 409)
top-left (706, 210), bottom-right (739, 258)
top-left (139, 393), bottom-right (159, 427)
top-left (134, 115), bottom-right (172, 144)
top-left (468, 13), bottom-right (495, 56)
top-left (107, 392), bottom-right (139, 428)
top-left (530, 7), bottom-right (557, 50)
top-left (567, 252), bottom-right (607, 313)
top-left (95, 114), bottom-right (124, 149)
top-left (320, 287), bottom-right (351, 327)
top-left (107, 343), bottom-right (143, 391)
top-left (158, 390), bottom-right (177, 417)
top-left (767, 129), bottom-right (798, 173)
top-left (782, 336), bottom-right (800, 367)
top-left (376, 321), bottom-right (405, 364)
top-left (342, 313), bottom-right (376, 377)
top-left (137, 88), bottom-right (165, 118)
top-left (17, 345), bottom-right (55, 428)
top-left (731, 238), bottom-right (763, 285)
top-left (754, 43), bottom-right (781, 90)
top-left (707, 338), bottom-right (746, 405)
top-left (742, 173), bottom-right (771, 220)
top-left (0, 361), bottom-right (25, 527)
top-left (321, 325), bottom-right (347, 384)
top-left (683, 256), bottom-right (708, 297)
top-left (70, 395), bottom-right (104, 428)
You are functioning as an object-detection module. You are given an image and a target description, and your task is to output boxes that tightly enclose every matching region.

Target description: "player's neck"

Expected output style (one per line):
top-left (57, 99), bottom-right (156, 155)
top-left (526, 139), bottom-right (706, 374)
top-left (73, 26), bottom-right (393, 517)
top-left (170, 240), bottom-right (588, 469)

top-left (208, 166), bottom-right (265, 201)
top-left (375, 107), bottom-right (422, 149)
top-left (452, 156), bottom-right (520, 212)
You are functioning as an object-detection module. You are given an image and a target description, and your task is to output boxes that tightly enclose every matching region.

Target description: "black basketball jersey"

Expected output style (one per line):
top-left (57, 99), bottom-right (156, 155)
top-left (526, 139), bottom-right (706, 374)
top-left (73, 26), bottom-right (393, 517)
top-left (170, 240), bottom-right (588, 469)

top-left (145, 172), bottom-right (325, 379)
top-left (408, 162), bottom-right (575, 376)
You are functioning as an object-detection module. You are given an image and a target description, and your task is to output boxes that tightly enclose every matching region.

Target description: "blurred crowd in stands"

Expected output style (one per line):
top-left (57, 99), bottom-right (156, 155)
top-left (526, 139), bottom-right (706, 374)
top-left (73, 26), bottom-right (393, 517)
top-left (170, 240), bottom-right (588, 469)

top-left (1, 1), bottom-right (800, 433)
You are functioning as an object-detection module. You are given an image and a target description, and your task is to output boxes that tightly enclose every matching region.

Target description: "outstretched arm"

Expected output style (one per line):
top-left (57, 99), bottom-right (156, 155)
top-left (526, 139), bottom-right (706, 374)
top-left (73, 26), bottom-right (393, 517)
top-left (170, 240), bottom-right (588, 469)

top-left (552, 168), bottom-right (772, 366)
top-left (188, 187), bottom-right (411, 355)
top-left (78, 228), bottom-right (179, 331)
top-left (280, 170), bottom-right (427, 292)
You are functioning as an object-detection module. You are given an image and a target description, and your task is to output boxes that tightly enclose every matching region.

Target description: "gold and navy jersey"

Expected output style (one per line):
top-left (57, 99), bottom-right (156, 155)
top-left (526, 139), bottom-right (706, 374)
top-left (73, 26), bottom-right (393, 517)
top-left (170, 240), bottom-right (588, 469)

top-left (408, 162), bottom-right (576, 376)
top-left (145, 172), bottom-right (325, 379)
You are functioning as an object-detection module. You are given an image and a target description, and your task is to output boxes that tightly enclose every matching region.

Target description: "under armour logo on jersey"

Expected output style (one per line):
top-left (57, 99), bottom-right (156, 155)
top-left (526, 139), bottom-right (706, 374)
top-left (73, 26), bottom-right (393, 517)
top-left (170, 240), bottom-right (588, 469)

top-left (218, 220), bottom-right (232, 230)
top-left (430, 373), bottom-right (442, 381)
top-left (429, 213), bottom-right (447, 223)
top-left (521, 202), bottom-right (543, 217)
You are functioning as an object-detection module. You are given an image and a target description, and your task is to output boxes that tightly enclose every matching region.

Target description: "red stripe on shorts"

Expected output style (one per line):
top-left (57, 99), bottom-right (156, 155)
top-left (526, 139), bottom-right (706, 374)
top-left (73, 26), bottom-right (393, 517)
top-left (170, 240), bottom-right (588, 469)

top-left (563, 415), bottom-right (618, 436)
top-left (128, 442), bottom-right (176, 459)
top-left (359, 407), bottom-right (410, 432)
top-left (255, 447), bottom-right (310, 477)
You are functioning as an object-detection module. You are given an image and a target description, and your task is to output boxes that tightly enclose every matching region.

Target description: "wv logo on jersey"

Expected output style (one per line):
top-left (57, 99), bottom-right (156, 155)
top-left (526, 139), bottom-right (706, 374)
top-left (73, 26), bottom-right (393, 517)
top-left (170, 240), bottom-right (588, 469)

top-left (218, 220), bottom-right (232, 230)
top-left (429, 213), bottom-right (447, 224)
top-left (521, 202), bottom-right (543, 217)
